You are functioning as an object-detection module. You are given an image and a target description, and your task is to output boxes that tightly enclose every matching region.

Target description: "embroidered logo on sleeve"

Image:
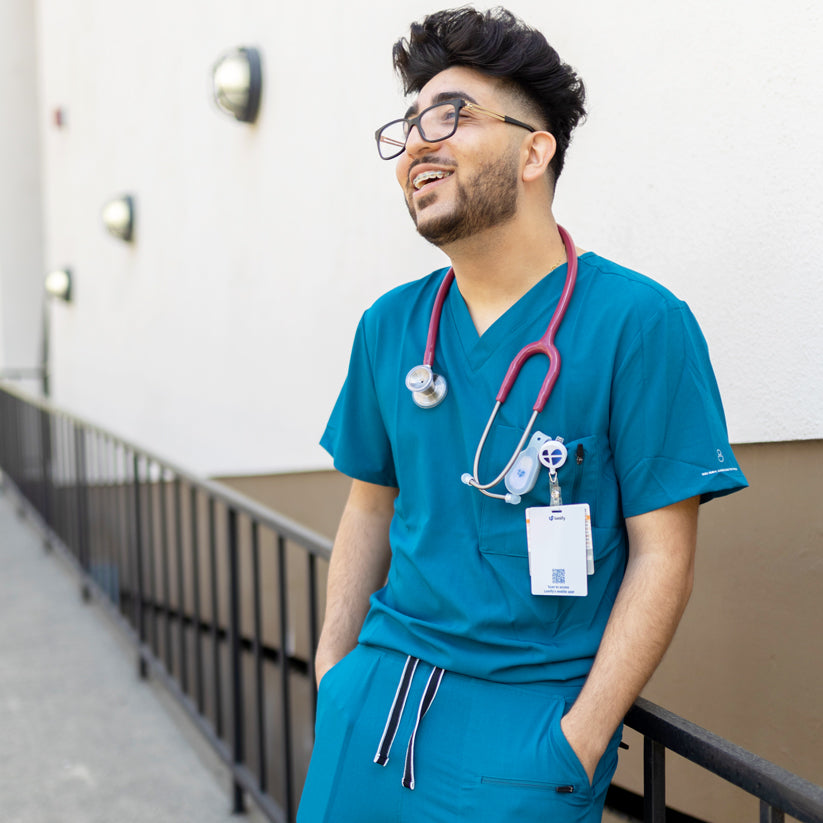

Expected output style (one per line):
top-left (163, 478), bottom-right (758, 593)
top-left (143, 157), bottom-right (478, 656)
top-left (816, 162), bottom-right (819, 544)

top-left (701, 447), bottom-right (738, 476)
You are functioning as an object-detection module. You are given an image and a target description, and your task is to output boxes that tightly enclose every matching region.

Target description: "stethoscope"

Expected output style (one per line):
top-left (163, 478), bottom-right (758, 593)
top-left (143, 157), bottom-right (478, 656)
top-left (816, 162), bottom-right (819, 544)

top-left (405, 225), bottom-right (578, 504)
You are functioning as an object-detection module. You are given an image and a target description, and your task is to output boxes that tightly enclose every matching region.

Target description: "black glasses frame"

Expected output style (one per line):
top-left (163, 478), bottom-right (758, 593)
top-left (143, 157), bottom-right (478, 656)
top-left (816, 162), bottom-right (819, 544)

top-left (375, 98), bottom-right (537, 160)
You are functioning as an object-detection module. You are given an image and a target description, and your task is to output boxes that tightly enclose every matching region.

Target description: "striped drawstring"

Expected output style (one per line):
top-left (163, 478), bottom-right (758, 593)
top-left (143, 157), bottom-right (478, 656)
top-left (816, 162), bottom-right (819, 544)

top-left (373, 655), bottom-right (445, 790)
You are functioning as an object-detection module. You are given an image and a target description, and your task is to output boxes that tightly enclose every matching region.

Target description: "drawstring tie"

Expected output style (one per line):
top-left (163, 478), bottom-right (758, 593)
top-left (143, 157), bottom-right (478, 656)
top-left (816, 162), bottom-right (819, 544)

top-left (373, 655), bottom-right (445, 790)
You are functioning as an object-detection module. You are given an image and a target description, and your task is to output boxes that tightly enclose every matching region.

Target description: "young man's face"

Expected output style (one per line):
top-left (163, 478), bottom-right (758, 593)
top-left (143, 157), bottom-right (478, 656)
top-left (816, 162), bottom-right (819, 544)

top-left (394, 66), bottom-right (531, 248)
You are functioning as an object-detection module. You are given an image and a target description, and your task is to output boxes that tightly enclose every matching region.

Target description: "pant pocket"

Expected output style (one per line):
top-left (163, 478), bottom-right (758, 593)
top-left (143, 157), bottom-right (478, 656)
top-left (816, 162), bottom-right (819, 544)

top-left (547, 710), bottom-right (593, 792)
top-left (549, 708), bottom-right (623, 809)
top-left (464, 695), bottom-right (595, 820)
top-left (297, 647), bottom-right (383, 822)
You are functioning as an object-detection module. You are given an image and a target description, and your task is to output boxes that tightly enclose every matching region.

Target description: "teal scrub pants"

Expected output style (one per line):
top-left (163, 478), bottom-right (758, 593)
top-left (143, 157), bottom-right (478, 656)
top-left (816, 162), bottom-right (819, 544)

top-left (297, 645), bottom-right (621, 822)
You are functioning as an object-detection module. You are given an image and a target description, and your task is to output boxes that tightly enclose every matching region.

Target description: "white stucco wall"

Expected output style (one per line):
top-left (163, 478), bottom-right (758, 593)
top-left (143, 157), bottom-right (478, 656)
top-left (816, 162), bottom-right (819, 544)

top-left (0, 0), bottom-right (44, 379)
top-left (34, 0), bottom-right (822, 475)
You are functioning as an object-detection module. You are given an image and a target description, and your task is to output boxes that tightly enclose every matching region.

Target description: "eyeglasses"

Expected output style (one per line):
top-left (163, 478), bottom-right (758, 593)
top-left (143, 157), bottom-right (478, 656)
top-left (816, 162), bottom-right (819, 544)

top-left (375, 97), bottom-right (537, 160)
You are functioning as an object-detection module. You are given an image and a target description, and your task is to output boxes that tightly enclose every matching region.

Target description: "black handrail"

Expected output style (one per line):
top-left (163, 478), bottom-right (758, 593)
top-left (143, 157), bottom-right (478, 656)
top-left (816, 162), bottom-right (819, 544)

top-left (626, 699), bottom-right (823, 823)
top-left (1, 381), bottom-right (821, 823)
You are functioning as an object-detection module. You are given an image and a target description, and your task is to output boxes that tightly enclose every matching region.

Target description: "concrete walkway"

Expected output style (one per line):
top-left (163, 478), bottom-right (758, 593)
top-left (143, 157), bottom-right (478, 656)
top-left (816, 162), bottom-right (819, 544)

top-left (0, 487), bottom-right (265, 823)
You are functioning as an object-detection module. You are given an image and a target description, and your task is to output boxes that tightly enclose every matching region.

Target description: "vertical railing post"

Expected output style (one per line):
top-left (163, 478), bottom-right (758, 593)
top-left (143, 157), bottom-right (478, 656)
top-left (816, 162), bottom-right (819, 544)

top-left (160, 471), bottom-right (173, 672)
top-left (74, 425), bottom-right (91, 600)
top-left (144, 461), bottom-right (157, 650)
top-left (227, 507), bottom-right (246, 814)
top-left (27, 402), bottom-right (38, 506)
top-left (28, 402), bottom-right (39, 508)
top-left (117, 445), bottom-right (132, 619)
top-left (86, 434), bottom-right (99, 593)
top-left (251, 523), bottom-right (267, 795)
top-left (133, 453), bottom-right (148, 679)
top-left (39, 406), bottom-right (53, 549)
top-left (111, 444), bottom-right (121, 608)
top-left (54, 413), bottom-right (66, 546)
top-left (307, 552), bottom-right (319, 723)
top-left (644, 736), bottom-right (666, 823)
top-left (175, 477), bottom-right (188, 696)
top-left (190, 486), bottom-right (205, 714)
top-left (208, 497), bottom-right (224, 740)
top-left (20, 400), bottom-right (30, 503)
top-left (13, 395), bottom-right (25, 515)
top-left (277, 534), bottom-right (294, 821)
top-left (760, 801), bottom-right (785, 823)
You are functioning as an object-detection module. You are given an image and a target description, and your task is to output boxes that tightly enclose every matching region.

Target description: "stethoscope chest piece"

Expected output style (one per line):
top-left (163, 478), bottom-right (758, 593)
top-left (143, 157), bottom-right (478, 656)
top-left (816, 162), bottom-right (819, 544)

top-left (406, 364), bottom-right (448, 409)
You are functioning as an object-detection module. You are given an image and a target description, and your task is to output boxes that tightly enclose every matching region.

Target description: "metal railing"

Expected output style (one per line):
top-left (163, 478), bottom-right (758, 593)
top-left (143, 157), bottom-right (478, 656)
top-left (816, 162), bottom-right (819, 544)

top-left (1, 382), bottom-right (822, 823)
top-left (626, 700), bottom-right (823, 822)
top-left (0, 383), bottom-right (330, 823)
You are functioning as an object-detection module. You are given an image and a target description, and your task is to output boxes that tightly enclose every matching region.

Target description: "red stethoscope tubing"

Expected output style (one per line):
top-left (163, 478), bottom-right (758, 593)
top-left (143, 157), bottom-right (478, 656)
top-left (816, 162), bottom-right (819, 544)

top-left (423, 224), bottom-right (578, 414)
top-left (422, 269), bottom-right (453, 370)
top-left (498, 225), bottom-right (577, 411)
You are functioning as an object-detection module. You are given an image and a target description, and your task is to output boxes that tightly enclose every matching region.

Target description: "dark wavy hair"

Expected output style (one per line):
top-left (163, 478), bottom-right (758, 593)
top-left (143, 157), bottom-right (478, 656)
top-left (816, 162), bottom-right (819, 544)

top-left (392, 7), bottom-right (586, 181)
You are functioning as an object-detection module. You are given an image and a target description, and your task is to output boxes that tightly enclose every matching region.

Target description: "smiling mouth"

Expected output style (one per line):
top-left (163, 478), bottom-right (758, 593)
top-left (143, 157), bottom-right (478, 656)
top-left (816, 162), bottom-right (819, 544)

top-left (412, 170), bottom-right (454, 190)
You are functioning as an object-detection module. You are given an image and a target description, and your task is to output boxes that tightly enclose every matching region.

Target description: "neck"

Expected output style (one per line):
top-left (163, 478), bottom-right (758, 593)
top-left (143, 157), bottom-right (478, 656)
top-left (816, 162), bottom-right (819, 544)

top-left (443, 211), bottom-right (568, 336)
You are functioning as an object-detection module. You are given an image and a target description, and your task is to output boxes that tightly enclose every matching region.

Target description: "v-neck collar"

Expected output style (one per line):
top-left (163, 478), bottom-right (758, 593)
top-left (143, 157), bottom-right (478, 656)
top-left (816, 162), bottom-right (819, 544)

top-left (444, 257), bottom-right (588, 371)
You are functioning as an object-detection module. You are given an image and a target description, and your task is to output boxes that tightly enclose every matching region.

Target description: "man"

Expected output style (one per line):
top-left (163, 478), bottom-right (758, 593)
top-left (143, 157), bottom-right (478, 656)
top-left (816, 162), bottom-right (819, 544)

top-left (298, 8), bottom-right (747, 822)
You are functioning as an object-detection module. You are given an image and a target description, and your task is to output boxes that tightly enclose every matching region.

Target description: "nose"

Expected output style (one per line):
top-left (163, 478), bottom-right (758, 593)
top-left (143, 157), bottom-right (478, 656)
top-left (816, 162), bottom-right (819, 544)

top-left (403, 122), bottom-right (435, 158)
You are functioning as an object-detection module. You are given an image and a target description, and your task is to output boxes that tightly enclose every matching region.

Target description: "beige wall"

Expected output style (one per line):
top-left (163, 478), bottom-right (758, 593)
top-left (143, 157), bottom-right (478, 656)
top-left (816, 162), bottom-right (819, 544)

top-left (621, 439), bottom-right (822, 821)
top-left (217, 437), bottom-right (822, 822)
top-left (216, 470), bottom-right (350, 542)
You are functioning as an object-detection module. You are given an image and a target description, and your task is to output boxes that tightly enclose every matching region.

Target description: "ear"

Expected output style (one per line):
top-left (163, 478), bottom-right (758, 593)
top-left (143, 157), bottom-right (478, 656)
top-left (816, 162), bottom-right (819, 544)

top-left (522, 131), bottom-right (557, 184)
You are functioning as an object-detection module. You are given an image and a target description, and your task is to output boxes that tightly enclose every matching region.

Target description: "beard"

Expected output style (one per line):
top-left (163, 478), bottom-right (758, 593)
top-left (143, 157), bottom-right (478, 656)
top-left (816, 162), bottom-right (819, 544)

top-left (405, 150), bottom-right (519, 247)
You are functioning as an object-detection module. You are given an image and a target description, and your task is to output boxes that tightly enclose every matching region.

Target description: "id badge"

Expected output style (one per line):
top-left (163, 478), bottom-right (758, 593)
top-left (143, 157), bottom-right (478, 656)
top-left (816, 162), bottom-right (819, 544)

top-left (525, 504), bottom-right (592, 596)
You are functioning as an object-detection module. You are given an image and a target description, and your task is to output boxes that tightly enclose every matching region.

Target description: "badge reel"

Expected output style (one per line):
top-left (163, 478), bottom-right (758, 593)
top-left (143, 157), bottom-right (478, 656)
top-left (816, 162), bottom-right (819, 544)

top-left (504, 433), bottom-right (567, 504)
top-left (538, 438), bottom-right (567, 505)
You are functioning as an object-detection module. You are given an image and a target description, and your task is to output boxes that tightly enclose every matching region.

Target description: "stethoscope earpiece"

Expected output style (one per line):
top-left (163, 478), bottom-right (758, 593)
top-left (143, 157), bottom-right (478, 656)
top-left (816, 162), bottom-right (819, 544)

top-left (406, 364), bottom-right (448, 408)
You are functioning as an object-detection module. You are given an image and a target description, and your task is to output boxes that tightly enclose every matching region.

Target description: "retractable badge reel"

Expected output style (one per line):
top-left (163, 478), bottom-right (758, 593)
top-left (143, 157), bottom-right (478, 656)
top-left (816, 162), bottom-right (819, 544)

top-left (538, 437), bottom-right (567, 505)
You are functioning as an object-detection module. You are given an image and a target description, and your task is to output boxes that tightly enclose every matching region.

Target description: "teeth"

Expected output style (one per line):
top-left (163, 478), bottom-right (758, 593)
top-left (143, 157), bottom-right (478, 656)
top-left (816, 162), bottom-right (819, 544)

top-left (413, 170), bottom-right (452, 190)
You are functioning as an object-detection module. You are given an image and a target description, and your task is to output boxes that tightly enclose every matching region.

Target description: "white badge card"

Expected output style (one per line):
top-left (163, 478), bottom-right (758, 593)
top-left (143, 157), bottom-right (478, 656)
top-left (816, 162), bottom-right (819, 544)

top-left (526, 504), bottom-right (589, 596)
top-left (585, 507), bottom-right (594, 576)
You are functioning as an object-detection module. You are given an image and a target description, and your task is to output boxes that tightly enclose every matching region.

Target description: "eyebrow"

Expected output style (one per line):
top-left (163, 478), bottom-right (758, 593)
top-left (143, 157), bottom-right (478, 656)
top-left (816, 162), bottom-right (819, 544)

top-left (404, 90), bottom-right (480, 120)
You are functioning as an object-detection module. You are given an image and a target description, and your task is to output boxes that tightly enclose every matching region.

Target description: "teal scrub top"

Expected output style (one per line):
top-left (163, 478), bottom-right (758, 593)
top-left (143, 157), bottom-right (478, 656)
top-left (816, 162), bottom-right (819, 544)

top-left (321, 253), bottom-right (748, 684)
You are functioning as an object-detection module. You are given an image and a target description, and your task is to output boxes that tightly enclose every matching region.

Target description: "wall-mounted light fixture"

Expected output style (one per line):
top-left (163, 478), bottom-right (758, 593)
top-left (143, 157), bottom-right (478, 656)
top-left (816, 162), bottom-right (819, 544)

top-left (44, 268), bottom-right (72, 302)
top-left (101, 194), bottom-right (135, 242)
top-left (211, 46), bottom-right (262, 123)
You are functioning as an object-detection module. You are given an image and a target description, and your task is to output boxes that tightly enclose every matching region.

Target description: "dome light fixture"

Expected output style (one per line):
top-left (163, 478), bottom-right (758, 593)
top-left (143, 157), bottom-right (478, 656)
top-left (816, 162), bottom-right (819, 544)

top-left (44, 268), bottom-right (72, 302)
top-left (101, 194), bottom-right (135, 242)
top-left (211, 46), bottom-right (262, 123)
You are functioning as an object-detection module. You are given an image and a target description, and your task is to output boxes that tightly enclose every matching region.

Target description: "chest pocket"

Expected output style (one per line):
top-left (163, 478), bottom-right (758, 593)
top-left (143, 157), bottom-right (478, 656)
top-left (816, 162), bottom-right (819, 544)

top-left (478, 430), bottom-right (601, 558)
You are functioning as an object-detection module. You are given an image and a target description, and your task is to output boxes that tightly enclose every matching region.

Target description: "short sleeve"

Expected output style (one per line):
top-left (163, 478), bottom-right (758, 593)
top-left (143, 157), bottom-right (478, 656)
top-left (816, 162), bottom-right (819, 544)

top-left (320, 314), bottom-right (398, 487)
top-left (610, 302), bottom-right (747, 518)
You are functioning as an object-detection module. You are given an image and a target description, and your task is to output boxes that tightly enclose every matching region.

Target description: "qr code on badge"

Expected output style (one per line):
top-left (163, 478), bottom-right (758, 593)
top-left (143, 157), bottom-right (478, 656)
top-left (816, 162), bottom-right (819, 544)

top-left (552, 568), bottom-right (566, 584)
